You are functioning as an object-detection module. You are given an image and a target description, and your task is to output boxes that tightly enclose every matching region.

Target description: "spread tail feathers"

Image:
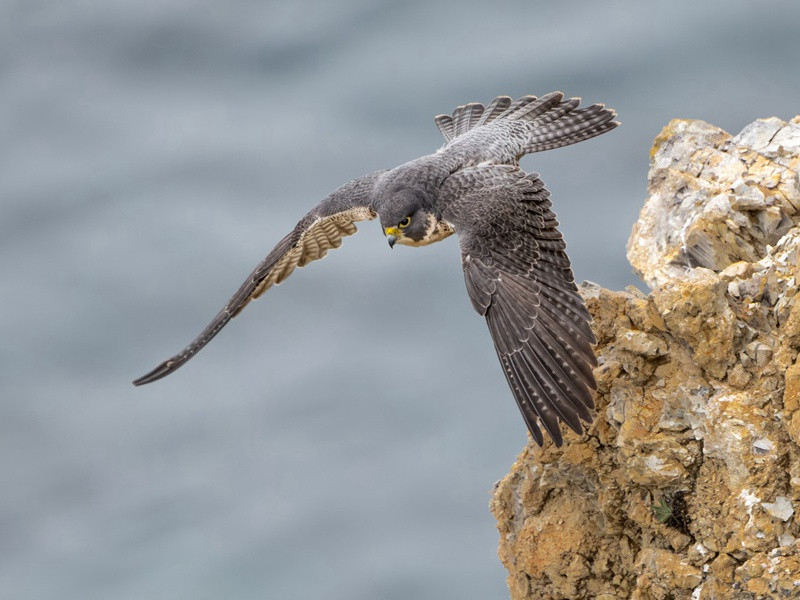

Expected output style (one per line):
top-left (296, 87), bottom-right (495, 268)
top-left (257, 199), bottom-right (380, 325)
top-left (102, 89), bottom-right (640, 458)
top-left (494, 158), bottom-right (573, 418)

top-left (434, 91), bottom-right (619, 154)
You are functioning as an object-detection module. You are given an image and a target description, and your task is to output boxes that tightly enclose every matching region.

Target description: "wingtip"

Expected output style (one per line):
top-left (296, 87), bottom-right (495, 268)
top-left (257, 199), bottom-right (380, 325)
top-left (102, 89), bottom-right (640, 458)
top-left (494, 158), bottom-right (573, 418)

top-left (132, 359), bottom-right (177, 386)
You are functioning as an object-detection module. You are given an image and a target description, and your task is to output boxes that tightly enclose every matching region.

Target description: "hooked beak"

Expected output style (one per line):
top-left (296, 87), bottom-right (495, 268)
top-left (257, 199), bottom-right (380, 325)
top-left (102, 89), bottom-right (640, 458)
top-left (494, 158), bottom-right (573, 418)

top-left (385, 227), bottom-right (399, 249)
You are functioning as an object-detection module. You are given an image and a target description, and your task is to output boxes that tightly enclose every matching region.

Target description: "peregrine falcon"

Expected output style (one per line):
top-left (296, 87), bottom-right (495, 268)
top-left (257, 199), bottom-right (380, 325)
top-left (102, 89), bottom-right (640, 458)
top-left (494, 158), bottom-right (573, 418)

top-left (133, 91), bottom-right (618, 446)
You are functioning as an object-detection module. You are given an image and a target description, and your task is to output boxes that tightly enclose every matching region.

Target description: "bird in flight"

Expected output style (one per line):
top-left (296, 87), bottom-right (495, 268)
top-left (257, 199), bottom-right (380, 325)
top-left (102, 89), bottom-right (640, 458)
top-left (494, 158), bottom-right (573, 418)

top-left (134, 91), bottom-right (618, 446)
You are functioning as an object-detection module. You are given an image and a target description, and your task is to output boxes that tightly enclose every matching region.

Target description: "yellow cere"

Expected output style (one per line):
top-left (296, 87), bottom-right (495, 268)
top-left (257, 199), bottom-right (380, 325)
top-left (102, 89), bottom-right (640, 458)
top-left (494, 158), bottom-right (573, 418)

top-left (385, 227), bottom-right (400, 237)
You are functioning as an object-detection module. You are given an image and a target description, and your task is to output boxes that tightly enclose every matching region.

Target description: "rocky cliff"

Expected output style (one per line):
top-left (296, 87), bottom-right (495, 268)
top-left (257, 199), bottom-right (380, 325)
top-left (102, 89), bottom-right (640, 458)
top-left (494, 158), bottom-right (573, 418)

top-left (491, 115), bottom-right (800, 599)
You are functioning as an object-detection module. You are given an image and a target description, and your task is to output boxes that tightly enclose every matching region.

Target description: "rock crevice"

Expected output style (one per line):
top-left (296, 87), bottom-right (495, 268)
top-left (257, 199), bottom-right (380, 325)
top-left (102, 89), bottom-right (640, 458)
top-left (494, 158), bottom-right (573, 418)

top-left (491, 115), bottom-right (800, 599)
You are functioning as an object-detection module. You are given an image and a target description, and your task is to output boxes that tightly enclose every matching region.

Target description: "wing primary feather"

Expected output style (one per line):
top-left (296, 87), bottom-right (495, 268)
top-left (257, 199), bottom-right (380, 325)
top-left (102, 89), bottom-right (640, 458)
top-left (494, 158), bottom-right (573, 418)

top-left (532, 314), bottom-right (597, 395)
top-left (514, 344), bottom-right (584, 434)
top-left (499, 354), bottom-right (546, 446)
top-left (536, 310), bottom-right (597, 382)
top-left (527, 335), bottom-right (594, 419)
top-left (537, 288), bottom-right (597, 346)
top-left (506, 350), bottom-right (563, 446)
top-left (132, 304), bottom-right (237, 386)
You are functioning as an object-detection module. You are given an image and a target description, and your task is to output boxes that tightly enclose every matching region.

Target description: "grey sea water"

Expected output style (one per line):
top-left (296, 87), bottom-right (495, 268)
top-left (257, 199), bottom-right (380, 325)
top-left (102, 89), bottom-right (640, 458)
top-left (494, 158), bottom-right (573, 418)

top-left (3, 1), bottom-right (800, 598)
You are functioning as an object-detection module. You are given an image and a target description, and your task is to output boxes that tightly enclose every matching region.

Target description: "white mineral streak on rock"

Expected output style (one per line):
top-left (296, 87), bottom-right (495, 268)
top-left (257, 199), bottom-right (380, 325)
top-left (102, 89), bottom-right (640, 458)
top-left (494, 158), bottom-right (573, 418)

top-left (763, 496), bottom-right (795, 522)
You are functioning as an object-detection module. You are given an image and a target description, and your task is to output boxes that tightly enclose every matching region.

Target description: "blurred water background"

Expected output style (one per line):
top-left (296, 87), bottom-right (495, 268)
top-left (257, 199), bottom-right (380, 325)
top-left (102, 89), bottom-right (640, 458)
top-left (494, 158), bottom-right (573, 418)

top-left (3, 1), bottom-right (800, 598)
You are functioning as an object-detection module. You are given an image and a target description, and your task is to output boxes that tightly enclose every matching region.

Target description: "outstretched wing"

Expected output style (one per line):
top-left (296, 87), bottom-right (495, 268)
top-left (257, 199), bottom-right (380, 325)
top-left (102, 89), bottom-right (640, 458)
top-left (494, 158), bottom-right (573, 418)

top-left (133, 171), bottom-right (384, 386)
top-left (441, 165), bottom-right (597, 446)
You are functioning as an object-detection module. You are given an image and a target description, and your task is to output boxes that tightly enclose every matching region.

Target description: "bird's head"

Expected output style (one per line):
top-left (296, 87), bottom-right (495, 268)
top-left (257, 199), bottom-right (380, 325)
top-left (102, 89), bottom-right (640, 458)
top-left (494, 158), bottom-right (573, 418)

top-left (377, 190), bottom-right (439, 248)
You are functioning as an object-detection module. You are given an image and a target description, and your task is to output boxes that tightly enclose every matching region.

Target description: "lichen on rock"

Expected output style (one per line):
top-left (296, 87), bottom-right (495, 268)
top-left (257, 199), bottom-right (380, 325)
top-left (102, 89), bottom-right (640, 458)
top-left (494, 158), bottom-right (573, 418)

top-left (491, 115), bottom-right (800, 599)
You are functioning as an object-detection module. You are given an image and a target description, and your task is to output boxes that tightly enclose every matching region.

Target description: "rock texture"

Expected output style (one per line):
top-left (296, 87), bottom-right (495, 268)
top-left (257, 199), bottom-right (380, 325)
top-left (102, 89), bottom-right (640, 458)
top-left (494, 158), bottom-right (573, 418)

top-left (491, 115), bottom-right (800, 599)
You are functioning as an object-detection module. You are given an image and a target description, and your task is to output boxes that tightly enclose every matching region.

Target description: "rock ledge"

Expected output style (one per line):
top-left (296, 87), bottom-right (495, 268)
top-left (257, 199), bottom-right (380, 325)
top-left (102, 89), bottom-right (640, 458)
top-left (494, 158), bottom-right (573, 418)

top-left (491, 115), bottom-right (800, 599)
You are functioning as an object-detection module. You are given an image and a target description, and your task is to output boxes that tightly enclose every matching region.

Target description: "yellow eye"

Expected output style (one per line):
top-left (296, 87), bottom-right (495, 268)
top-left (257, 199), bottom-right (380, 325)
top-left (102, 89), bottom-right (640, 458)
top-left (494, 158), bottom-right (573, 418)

top-left (398, 216), bottom-right (411, 228)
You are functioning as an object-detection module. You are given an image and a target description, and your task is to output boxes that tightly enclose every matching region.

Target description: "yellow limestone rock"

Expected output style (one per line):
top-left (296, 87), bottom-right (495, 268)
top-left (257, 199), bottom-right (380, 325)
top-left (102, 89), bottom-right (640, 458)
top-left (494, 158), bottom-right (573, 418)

top-left (491, 115), bottom-right (800, 599)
